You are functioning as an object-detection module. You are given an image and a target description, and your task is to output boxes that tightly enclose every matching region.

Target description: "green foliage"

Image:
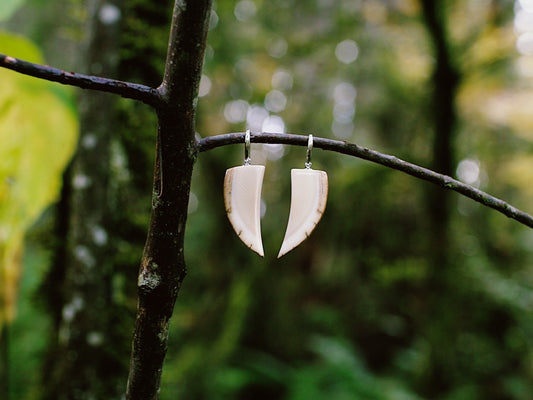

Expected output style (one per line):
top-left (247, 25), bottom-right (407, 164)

top-left (0, 0), bottom-right (25, 22)
top-left (5, 1), bottom-right (533, 399)
top-left (8, 244), bottom-right (52, 400)
top-left (0, 31), bottom-right (78, 330)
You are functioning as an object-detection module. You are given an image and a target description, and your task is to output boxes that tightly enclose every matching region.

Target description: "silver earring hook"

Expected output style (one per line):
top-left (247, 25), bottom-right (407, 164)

top-left (244, 129), bottom-right (251, 166)
top-left (305, 134), bottom-right (313, 169)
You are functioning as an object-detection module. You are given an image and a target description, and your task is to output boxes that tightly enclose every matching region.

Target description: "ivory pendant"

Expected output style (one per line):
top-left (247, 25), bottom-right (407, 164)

top-left (278, 169), bottom-right (328, 258)
top-left (224, 165), bottom-right (265, 257)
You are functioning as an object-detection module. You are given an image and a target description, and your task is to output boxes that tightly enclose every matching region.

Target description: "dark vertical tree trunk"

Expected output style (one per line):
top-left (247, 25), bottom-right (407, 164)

top-left (421, 0), bottom-right (460, 255)
top-left (125, 1), bottom-right (213, 399)
top-left (420, 0), bottom-right (461, 396)
top-left (43, 1), bottom-right (126, 398)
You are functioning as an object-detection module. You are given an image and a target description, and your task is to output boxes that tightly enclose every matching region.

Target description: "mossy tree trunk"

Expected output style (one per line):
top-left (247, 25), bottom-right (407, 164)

top-left (125, 1), bottom-right (213, 398)
top-left (43, 1), bottom-right (125, 398)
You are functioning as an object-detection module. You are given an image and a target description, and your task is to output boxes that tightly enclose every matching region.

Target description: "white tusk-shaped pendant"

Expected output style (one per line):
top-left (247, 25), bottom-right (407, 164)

top-left (278, 168), bottom-right (328, 258)
top-left (224, 165), bottom-right (265, 257)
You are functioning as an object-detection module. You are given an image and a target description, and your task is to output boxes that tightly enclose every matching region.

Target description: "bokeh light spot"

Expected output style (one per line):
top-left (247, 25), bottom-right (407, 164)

top-left (331, 121), bottom-right (354, 139)
top-left (247, 105), bottom-right (269, 131)
top-left (198, 75), bottom-right (211, 97)
top-left (261, 115), bottom-right (285, 133)
top-left (264, 90), bottom-right (287, 113)
top-left (262, 143), bottom-right (285, 161)
top-left (519, 0), bottom-right (533, 12)
top-left (224, 100), bottom-right (249, 123)
top-left (333, 103), bottom-right (356, 124)
top-left (333, 82), bottom-right (357, 105)
top-left (267, 37), bottom-right (288, 58)
top-left (99, 3), bottom-right (121, 25)
top-left (234, 0), bottom-right (257, 21)
top-left (335, 39), bottom-right (359, 64)
top-left (457, 159), bottom-right (480, 185)
top-left (272, 69), bottom-right (293, 91)
top-left (517, 32), bottom-right (533, 55)
top-left (209, 10), bottom-right (219, 30)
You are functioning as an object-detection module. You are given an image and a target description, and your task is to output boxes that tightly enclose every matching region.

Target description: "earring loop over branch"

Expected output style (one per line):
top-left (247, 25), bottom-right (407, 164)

top-left (305, 134), bottom-right (313, 169)
top-left (244, 129), bottom-right (251, 166)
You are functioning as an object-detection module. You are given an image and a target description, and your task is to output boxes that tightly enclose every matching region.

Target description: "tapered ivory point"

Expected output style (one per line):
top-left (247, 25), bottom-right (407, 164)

top-left (224, 165), bottom-right (265, 256)
top-left (278, 169), bottom-right (328, 258)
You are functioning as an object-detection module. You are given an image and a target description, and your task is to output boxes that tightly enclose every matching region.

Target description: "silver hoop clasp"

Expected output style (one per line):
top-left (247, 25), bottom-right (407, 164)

top-left (305, 134), bottom-right (313, 169)
top-left (244, 129), bottom-right (251, 166)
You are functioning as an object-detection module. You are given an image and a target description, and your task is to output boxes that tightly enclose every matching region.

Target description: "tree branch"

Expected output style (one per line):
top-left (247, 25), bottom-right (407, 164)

top-left (159, 0), bottom-right (212, 104)
top-left (198, 132), bottom-right (533, 229)
top-left (0, 53), bottom-right (161, 106)
top-left (125, 0), bottom-right (213, 399)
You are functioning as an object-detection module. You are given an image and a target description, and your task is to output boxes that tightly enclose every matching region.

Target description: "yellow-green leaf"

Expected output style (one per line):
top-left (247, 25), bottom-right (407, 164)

top-left (0, 31), bottom-right (78, 330)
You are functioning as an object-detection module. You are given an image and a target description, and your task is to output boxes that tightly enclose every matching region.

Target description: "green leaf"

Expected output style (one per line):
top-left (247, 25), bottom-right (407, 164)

top-left (0, 0), bottom-right (25, 22)
top-left (0, 31), bottom-right (78, 330)
top-left (0, 30), bottom-right (42, 62)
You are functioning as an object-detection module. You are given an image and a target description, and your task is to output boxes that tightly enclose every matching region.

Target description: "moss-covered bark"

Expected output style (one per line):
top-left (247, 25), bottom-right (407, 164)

top-left (125, 1), bottom-right (212, 398)
top-left (42, 1), bottom-right (123, 399)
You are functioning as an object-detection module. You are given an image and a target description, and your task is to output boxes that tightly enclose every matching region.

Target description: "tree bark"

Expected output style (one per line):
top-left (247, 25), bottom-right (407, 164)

top-left (420, 1), bottom-right (461, 395)
top-left (125, 1), bottom-right (213, 399)
top-left (42, 1), bottom-right (126, 399)
top-left (420, 0), bottom-right (460, 254)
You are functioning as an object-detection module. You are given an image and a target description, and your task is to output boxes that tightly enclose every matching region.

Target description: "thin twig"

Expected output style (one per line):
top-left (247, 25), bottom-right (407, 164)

top-left (0, 53), bottom-right (161, 106)
top-left (198, 132), bottom-right (533, 229)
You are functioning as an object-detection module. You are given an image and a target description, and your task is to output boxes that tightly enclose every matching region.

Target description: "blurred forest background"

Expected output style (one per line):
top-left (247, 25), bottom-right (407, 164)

top-left (2, 0), bottom-right (533, 399)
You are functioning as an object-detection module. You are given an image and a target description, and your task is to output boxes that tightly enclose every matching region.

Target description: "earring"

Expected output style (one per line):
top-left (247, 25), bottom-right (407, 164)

top-left (278, 135), bottom-right (328, 258)
top-left (224, 130), bottom-right (265, 256)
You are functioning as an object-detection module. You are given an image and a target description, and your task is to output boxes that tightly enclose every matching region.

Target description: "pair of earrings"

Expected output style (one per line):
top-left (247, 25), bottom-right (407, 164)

top-left (224, 131), bottom-right (328, 258)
